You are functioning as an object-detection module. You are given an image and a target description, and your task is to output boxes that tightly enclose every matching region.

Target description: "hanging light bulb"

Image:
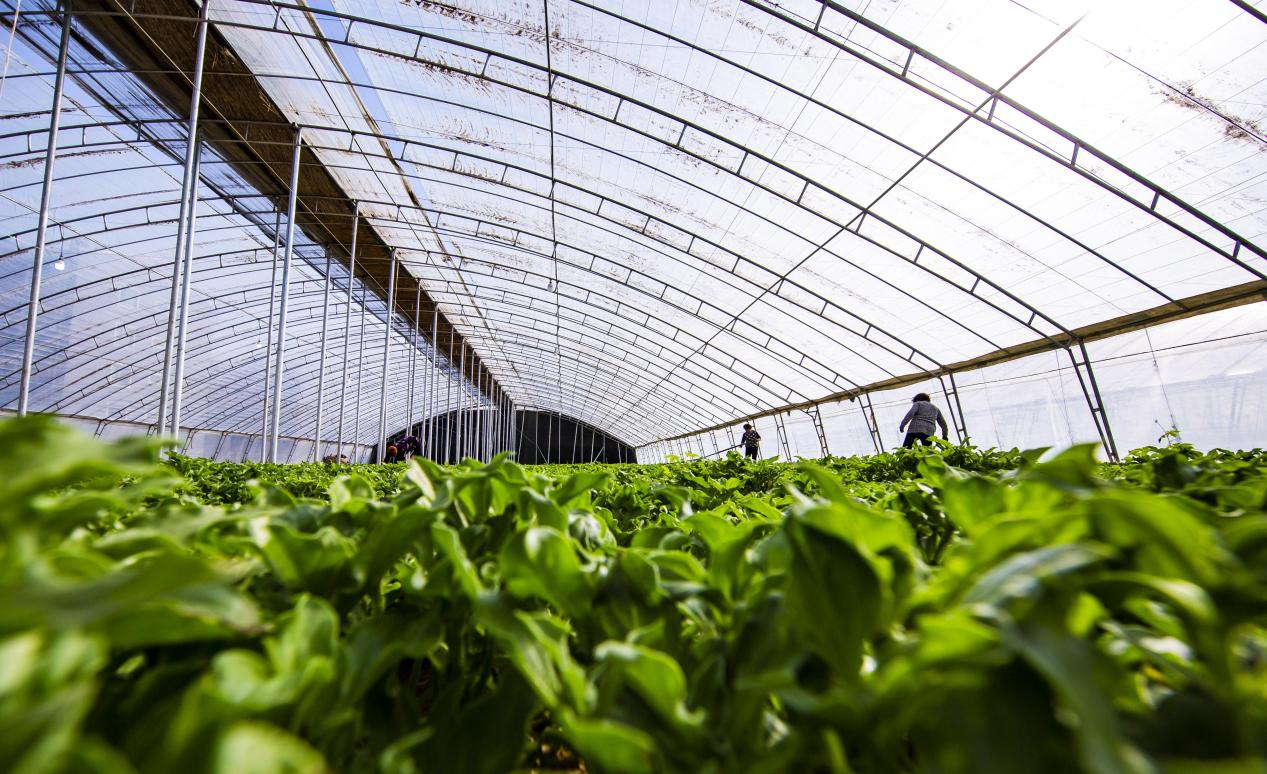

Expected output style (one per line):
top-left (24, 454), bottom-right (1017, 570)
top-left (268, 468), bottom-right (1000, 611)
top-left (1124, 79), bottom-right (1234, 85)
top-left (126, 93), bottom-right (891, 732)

top-left (54, 257), bottom-right (65, 271)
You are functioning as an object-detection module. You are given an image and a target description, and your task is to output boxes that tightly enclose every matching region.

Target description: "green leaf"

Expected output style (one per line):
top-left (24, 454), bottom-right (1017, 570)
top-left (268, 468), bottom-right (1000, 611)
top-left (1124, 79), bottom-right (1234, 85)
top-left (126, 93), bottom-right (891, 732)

top-left (963, 543), bottom-right (1114, 609)
top-left (212, 721), bottom-right (328, 774)
top-left (329, 475), bottom-right (376, 513)
top-left (559, 712), bottom-right (658, 774)
top-left (501, 526), bottom-right (594, 617)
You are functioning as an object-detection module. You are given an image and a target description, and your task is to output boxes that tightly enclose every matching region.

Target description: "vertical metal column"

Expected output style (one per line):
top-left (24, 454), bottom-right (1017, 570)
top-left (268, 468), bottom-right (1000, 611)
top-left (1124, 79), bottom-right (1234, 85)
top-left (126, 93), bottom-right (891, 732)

top-left (1067, 342), bottom-right (1120, 462)
top-left (775, 414), bottom-right (792, 459)
top-left (170, 135), bottom-right (203, 440)
top-left (810, 406), bottom-right (829, 458)
top-left (481, 373), bottom-right (489, 462)
top-left (444, 329), bottom-right (454, 464)
top-left (487, 384), bottom-right (495, 460)
top-left (408, 285), bottom-right (419, 441)
top-left (312, 250), bottom-right (333, 461)
top-left (268, 127), bottom-right (302, 464)
top-left (859, 393), bottom-right (884, 454)
top-left (260, 212), bottom-right (281, 462)
top-left (456, 344), bottom-right (466, 461)
top-left (474, 372), bottom-right (481, 463)
top-left (937, 373), bottom-right (969, 443)
top-left (16, 3), bottom-right (71, 415)
top-left (427, 308), bottom-right (438, 458)
top-left (352, 261), bottom-right (367, 462)
top-left (473, 369), bottom-right (481, 462)
top-left (489, 385), bottom-right (497, 456)
top-left (336, 202), bottom-right (358, 460)
top-left (152, 0), bottom-right (207, 428)
top-left (545, 408), bottom-right (553, 464)
top-left (377, 251), bottom-right (397, 459)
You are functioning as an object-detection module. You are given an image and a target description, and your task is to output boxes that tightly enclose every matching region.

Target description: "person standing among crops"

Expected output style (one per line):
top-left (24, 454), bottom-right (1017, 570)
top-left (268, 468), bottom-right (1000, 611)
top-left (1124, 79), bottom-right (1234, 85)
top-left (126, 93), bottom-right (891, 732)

top-left (397, 433), bottom-right (420, 459)
top-left (740, 423), bottom-right (762, 459)
top-left (899, 393), bottom-right (948, 447)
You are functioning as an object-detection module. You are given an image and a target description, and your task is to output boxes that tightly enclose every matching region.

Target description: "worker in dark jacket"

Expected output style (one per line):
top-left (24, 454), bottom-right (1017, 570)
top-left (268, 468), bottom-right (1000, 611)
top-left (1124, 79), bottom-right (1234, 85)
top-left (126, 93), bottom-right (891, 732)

top-left (899, 393), bottom-right (948, 447)
top-left (740, 423), bottom-right (761, 459)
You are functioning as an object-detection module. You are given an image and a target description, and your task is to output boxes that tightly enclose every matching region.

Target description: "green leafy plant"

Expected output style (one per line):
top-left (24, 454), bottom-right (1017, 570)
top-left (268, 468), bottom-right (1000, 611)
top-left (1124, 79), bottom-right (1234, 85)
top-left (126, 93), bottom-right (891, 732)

top-left (5, 416), bottom-right (1267, 773)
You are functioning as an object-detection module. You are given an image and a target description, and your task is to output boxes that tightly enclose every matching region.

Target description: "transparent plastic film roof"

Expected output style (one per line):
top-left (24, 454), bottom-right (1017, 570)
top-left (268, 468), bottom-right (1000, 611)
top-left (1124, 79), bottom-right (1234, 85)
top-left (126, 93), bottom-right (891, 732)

top-left (1, 0), bottom-right (1265, 453)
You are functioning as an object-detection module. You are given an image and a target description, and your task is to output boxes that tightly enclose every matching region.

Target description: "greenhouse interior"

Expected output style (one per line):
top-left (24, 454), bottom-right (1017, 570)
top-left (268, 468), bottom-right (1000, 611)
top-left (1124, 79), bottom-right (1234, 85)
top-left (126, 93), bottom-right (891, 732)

top-left (4, 0), bottom-right (1267, 772)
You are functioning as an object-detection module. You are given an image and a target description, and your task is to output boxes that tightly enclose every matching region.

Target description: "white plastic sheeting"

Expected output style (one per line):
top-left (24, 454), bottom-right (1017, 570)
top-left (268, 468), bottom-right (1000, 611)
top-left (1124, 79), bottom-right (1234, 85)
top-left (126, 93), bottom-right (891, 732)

top-left (1, 0), bottom-right (1265, 455)
top-left (643, 303), bottom-right (1267, 461)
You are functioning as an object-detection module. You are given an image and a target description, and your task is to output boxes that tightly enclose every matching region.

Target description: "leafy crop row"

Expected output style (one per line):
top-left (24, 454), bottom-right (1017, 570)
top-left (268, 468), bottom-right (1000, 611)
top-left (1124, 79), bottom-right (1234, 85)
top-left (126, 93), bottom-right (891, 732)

top-left (5, 416), bottom-right (1267, 773)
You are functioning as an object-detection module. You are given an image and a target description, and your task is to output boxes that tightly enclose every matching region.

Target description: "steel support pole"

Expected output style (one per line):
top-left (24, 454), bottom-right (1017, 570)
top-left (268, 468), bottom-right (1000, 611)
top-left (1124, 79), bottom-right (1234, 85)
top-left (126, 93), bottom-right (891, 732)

top-left (444, 329), bottom-right (454, 464)
top-left (1068, 341), bottom-right (1121, 462)
top-left (312, 250), bottom-right (333, 461)
top-left (461, 344), bottom-right (471, 461)
top-left (810, 406), bottom-right (829, 458)
top-left (154, 0), bottom-right (208, 429)
top-left (17, 4), bottom-right (71, 416)
top-left (860, 394), bottom-right (884, 454)
top-left (427, 308), bottom-right (438, 458)
top-left (408, 285), bottom-right (419, 440)
top-left (484, 379), bottom-right (492, 462)
top-left (468, 359), bottom-right (476, 462)
top-left (336, 203), bottom-right (358, 460)
top-left (260, 212), bottom-right (281, 461)
top-left (352, 253), bottom-right (368, 461)
top-left (378, 252), bottom-right (397, 460)
top-left (170, 135), bottom-right (203, 440)
top-left (268, 128), bottom-right (302, 463)
top-left (937, 373), bottom-right (969, 443)
top-left (465, 362), bottom-right (474, 462)
top-left (506, 393), bottom-right (513, 456)
top-left (476, 370), bottom-right (484, 462)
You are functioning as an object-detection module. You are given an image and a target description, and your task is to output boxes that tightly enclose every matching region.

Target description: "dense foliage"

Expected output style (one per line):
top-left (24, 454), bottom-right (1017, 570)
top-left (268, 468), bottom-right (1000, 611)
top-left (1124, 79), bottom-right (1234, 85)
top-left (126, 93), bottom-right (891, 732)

top-left (5, 416), bottom-right (1267, 773)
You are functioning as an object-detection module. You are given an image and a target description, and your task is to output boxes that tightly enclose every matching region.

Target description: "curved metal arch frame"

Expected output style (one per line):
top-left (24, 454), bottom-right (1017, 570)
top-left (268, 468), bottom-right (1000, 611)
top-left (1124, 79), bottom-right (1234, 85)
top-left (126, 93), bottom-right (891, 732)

top-left (130, 284), bottom-right (737, 440)
top-left (0, 73), bottom-right (1074, 390)
top-left (104, 123), bottom-right (972, 377)
top-left (168, 0), bottom-right (1224, 340)
top-left (1, 142), bottom-right (886, 422)
top-left (412, 287), bottom-right (763, 413)
top-left (41, 245), bottom-right (786, 437)
top-left (189, 336), bottom-right (652, 451)
top-left (204, 0), bottom-right (1264, 278)
top-left (11, 234), bottom-right (747, 436)
top-left (1, 217), bottom-right (818, 436)
top-left (7, 17), bottom-right (513, 407)
top-left (44, 3), bottom-right (1077, 345)
top-left (389, 283), bottom-right (767, 428)
top-left (739, 0), bottom-right (1267, 268)
top-left (7, 3), bottom-right (1256, 448)
top-left (0, 124), bottom-right (1023, 450)
top-left (366, 226), bottom-right (856, 403)
top-left (0, 70), bottom-right (1069, 353)
top-left (0, 109), bottom-right (1021, 373)
top-left (318, 145), bottom-right (975, 365)
top-left (0, 229), bottom-right (753, 439)
top-left (548, 0), bottom-right (1179, 305)
top-left (232, 344), bottom-right (665, 449)
top-left (2, 195), bottom-right (875, 416)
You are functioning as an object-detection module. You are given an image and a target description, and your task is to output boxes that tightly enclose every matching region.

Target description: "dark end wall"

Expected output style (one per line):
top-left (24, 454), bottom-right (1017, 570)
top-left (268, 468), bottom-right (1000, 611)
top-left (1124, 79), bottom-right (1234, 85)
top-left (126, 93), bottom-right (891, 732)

top-left (378, 409), bottom-right (635, 464)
